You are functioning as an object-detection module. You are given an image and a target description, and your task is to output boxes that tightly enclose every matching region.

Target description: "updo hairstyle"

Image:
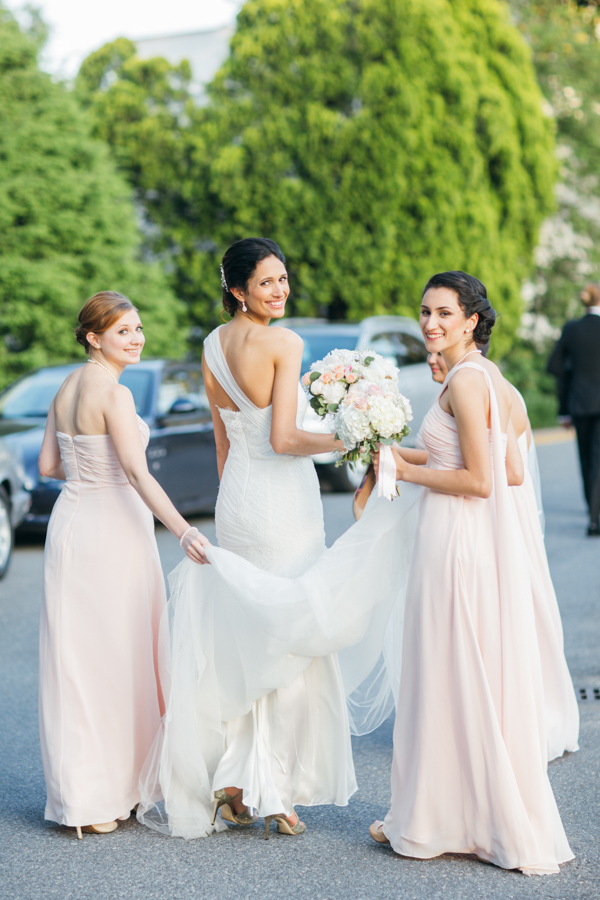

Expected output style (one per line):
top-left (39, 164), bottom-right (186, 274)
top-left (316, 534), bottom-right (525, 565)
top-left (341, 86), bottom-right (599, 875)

top-left (423, 271), bottom-right (496, 345)
top-left (75, 291), bottom-right (137, 353)
top-left (221, 238), bottom-right (286, 317)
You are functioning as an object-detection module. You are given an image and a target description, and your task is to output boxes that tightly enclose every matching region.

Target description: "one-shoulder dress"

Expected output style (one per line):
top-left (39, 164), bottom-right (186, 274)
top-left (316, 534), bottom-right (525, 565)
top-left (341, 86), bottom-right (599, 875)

top-left (381, 362), bottom-right (573, 875)
top-left (138, 327), bottom-right (420, 839)
top-left (39, 418), bottom-right (166, 827)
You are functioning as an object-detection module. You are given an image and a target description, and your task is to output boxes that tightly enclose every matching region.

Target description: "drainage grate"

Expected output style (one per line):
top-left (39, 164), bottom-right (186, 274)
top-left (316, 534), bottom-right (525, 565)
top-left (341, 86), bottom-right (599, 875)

top-left (577, 687), bottom-right (600, 702)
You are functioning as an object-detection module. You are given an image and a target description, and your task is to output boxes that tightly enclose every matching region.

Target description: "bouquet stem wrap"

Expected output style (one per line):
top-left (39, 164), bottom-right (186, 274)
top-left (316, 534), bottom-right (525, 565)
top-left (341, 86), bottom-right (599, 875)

top-left (377, 444), bottom-right (397, 501)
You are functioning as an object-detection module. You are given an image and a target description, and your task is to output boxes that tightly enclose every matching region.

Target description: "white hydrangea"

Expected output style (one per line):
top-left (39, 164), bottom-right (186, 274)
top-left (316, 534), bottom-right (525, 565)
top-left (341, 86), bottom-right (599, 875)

top-left (336, 407), bottom-right (373, 449)
top-left (368, 396), bottom-right (408, 439)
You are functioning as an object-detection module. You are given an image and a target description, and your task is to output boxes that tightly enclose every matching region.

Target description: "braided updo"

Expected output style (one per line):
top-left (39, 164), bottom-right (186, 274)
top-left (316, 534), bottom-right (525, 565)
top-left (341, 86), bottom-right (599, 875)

top-left (422, 271), bottom-right (496, 345)
top-left (221, 238), bottom-right (286, 317)
top-left (75, 291), bottom-right (136, 353)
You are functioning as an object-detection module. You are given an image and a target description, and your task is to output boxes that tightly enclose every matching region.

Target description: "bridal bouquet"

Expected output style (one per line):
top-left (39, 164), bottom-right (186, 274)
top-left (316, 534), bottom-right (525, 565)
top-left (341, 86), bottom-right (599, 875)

top-left (301, 349), bottom-right (413, 500)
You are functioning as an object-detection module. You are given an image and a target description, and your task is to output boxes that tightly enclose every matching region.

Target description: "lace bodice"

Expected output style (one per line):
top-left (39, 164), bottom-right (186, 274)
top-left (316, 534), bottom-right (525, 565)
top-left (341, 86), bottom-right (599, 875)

top-left (203, 326), bottom-right (325, 577)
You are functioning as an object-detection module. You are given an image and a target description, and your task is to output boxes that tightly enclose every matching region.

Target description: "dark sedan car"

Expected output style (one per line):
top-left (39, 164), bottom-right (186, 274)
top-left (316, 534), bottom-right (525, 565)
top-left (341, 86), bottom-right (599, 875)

top-left (0, 361), bottom-right (220, 533)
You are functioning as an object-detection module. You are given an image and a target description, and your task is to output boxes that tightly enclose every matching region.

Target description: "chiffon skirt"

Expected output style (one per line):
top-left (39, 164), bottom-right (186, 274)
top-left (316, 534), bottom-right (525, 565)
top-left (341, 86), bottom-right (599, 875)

top-left (381, 487), bottom-right (574, 875)
top-left (137, 487), bottom-right (421, 838)
top-left (39, 480), bottom-right (166, 826)
top-left (511, 473), bottom-right (579, 760)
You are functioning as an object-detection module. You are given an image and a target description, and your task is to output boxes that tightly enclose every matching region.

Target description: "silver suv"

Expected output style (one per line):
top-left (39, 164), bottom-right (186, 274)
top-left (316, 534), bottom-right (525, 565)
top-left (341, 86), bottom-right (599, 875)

top-left (0, 438), bottom-right (30, 578)
top-left (278, 316), bottom-right (441, 490)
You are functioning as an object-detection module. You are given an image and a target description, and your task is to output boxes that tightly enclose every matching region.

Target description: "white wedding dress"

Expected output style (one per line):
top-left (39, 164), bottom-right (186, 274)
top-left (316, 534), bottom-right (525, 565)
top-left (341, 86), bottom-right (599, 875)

top-left (137, 326), bottom-right (420, 838)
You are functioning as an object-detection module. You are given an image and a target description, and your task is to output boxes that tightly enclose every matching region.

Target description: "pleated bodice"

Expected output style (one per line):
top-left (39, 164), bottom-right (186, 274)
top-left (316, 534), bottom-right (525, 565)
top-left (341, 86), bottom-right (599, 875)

top-left (56, 418), bottom-right (149, 486)
top-left (420, 399), bottom-right (506, 470)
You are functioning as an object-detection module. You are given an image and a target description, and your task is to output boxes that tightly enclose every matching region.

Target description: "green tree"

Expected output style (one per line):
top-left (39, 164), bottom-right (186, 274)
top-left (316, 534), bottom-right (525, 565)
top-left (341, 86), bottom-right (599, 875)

top-left (0, 7), bottom-right (184, 389)
top-left (78, 0), bottom-right (556, 357)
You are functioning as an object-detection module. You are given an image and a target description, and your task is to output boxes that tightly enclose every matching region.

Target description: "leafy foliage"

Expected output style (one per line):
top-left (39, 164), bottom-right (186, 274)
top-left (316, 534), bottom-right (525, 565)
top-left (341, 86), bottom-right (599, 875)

top-left (510, 0), bottom-right (600, 326)
top-left (0, 8), bottom-right (183, 390)
top-left (501, 1), bottom-right (600, 424)
top-left (77, 0), bottom-right (556, 356)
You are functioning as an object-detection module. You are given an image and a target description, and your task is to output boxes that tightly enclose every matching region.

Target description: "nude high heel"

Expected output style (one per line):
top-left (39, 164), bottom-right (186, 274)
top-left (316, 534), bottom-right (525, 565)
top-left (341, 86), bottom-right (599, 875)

top-left (211, 789), bottom-right (257, 826)
top-left (264, 813), bottom-right (306, 839)
top-left (368, 820), bottom-right (390, 844)
top-left (75, 821), bottom-right (118, 839)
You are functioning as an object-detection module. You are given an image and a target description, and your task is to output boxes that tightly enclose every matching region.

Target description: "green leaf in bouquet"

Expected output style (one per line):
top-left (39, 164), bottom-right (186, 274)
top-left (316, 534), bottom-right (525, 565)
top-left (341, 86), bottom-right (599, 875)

top-left (327, 403), bottom-right (339, 413)
top-left (364, 356), bottom-right (374, 365)
top-left (379, 438), bottom-right (394, 446)
top-left (310, 396), bottom-right (325, 414)
top-left (309, 371), bottom-right (321, 382)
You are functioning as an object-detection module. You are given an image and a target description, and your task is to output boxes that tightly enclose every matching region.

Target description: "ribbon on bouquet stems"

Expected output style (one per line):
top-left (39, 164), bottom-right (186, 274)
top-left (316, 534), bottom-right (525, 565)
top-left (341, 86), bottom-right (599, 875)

top-left (377, 444), bottom-right (397, 501)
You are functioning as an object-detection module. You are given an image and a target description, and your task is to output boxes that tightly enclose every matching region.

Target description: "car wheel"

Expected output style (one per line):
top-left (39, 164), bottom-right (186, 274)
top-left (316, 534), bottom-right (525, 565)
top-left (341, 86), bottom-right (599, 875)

top-left (0, 486), bottom-right (13, 580)
top-left (320, 460), bottom-right (368, 493)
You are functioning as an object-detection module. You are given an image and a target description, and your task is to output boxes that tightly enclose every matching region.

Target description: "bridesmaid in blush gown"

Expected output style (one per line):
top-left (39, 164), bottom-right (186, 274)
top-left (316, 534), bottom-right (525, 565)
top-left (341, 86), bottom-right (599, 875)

top-left (426, 350), bottom-right (579, 760)
top-left (38, 292), bottom-right (209, 839)
top-left (369, 272), bottom-right (573, 875)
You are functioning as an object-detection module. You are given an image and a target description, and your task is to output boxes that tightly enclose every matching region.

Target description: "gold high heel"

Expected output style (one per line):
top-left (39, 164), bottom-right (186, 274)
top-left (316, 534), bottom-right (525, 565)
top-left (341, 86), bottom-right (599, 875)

top-left (75, 821), bottom-right (118, 839)
top-left (264, 813), bottom-right (306, 839)
top-left (368, 820), bottom-right (390, 844)
top-left (211, 789), bottom-right (257, 826)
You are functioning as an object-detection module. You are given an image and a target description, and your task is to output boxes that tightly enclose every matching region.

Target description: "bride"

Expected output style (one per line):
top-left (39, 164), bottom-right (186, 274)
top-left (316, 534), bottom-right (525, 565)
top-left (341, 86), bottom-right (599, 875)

top-left (138, 238), bottom-right (418, 839)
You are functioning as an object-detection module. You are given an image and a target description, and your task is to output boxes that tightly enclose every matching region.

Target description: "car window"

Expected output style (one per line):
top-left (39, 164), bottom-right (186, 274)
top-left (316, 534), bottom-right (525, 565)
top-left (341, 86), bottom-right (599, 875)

top-left (157, 368), bottom-right (206, 415)
top-left (0, 369), bottom-right (71, 418)
top-left (0, 367), bottom-right (154, 419)
top-left (119, 370), bottom-right (154, 416)
top-left (289, 330), bottom-right (358, 370)
top-left (370, 332), bottom-right (428, 367)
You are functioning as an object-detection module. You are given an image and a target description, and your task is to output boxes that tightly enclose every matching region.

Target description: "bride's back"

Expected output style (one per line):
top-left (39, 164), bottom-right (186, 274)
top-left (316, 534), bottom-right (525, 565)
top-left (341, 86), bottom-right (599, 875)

top-left (206, 321), bottom-right (289, 410)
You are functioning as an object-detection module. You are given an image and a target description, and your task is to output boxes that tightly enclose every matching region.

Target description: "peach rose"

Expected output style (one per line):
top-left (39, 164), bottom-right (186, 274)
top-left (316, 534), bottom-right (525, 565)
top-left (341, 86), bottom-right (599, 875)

top-left (321, 371), bottom-right (333, 384)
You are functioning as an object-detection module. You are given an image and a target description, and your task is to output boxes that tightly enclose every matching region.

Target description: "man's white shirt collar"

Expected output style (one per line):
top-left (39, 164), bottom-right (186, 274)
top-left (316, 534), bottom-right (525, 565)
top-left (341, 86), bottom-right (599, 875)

top-left (588, 305), bottom-right (600, 316)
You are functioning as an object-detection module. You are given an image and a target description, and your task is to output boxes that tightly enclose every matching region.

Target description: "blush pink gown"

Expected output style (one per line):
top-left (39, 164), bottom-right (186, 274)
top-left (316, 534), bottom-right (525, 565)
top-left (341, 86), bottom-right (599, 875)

top-left (381, 362), bottom-right (573, 875)
top-left (39, 419), bottom-right (166, 827)
top-left (512, 418), bottom-right (579, 762)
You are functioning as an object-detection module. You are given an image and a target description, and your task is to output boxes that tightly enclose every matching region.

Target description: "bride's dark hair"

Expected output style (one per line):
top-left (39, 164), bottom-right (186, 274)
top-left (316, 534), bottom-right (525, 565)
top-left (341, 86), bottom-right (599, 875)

top-left (221, 238), bottom-right (286, 317)
top-left (423, 271), bottom-right (496, 345)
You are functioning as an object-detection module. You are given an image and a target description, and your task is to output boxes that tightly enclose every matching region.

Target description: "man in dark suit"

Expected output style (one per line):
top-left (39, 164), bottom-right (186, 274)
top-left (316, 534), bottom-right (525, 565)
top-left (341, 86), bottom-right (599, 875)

top-left (548, 283), bottom-right (600, 536)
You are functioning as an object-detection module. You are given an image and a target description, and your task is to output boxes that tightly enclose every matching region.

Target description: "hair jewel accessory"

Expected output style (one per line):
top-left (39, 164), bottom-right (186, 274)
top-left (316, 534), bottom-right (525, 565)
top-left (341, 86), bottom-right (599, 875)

top-left (220, 265), bottom-right (228, 292)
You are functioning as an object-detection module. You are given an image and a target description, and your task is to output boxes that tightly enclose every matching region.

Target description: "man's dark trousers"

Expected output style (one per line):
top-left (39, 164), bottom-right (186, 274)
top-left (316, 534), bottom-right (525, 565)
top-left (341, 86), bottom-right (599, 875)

top-left (548, 311), bottom-right (600, 529)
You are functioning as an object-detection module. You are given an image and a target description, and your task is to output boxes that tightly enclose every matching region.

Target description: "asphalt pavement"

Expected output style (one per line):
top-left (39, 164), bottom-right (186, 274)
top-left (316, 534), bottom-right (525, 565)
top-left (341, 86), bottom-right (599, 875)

top-left (0, 436), bottom-right (598, 900)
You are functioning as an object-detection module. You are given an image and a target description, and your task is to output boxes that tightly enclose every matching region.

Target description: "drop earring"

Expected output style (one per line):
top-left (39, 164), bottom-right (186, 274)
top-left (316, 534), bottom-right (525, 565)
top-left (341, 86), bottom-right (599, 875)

top-left (242, 301), bottom-right (248, 312)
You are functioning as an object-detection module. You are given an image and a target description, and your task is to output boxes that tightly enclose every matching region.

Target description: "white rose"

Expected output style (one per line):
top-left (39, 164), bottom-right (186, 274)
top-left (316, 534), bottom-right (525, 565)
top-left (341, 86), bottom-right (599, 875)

top-left (321, 380), bottom-right (347, 405)
top-left (310, 377), bottom-right (325, 396)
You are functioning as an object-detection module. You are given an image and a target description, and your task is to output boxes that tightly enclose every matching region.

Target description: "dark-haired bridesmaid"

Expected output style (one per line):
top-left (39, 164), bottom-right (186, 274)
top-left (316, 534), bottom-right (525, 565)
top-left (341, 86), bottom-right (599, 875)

top-left (38, 292), bottom-right (210, 839)
top-left (369, 272), bottom-right (573, 875)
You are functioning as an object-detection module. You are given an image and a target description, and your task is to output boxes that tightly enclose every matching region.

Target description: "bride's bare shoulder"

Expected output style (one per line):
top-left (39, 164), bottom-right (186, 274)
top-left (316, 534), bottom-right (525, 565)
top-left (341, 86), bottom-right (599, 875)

top-left (262, 325), bottom-right (303, 356)
top-left (265, 325), bottom-right (304, 348)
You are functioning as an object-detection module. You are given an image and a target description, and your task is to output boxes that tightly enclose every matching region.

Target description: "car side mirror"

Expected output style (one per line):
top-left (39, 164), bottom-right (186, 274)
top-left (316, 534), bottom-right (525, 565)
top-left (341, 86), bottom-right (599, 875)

top-left (168, 397), bottom-right (199, 415)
